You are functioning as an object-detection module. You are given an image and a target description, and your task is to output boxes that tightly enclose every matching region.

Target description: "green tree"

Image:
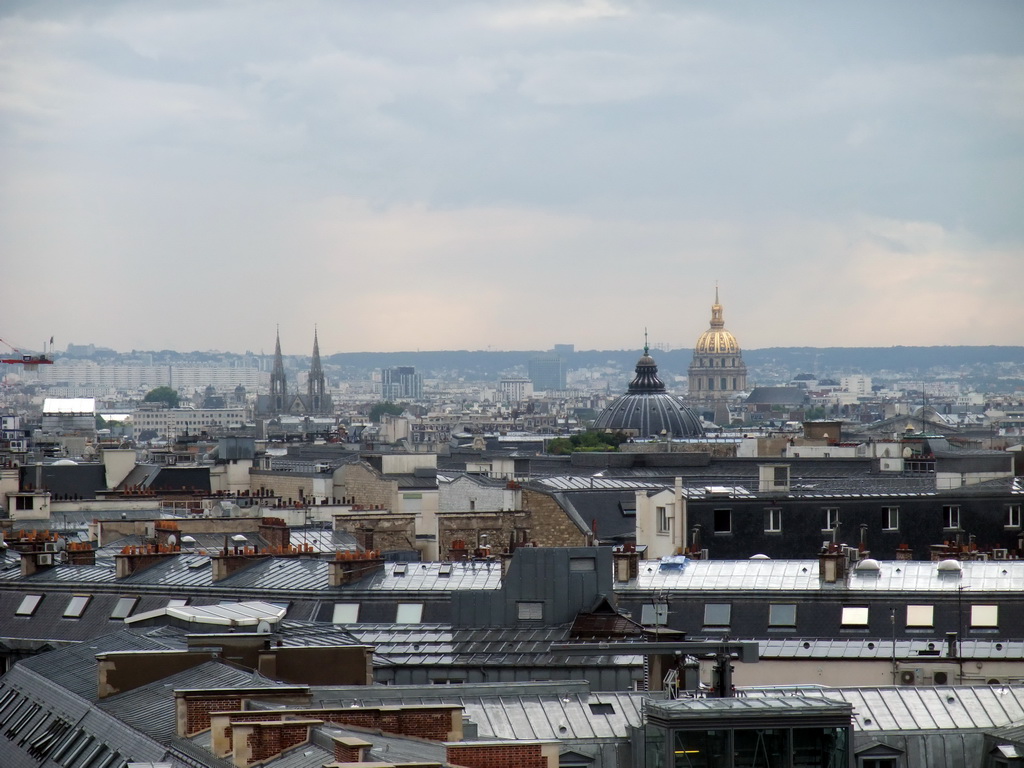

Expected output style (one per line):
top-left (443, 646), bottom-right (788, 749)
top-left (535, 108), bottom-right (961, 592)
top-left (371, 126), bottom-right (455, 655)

top-left (369, 401), bottom-right (405, 422)
top-left (546, 430), bottom-right (629, 455)
top-left (143, 386), bottom-right (179, 408)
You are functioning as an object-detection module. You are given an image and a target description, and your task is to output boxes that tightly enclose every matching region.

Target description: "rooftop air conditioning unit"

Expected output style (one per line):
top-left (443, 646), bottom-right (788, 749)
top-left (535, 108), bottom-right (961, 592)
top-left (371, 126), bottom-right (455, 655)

top-left (37, 554), bottom-right (53, 566)
top-left (44, 542), bottom-right (58, 553)
top-left (993, 549), bottom-right (1008, 560)
top-left (899, 670), bottom-right (916, 686)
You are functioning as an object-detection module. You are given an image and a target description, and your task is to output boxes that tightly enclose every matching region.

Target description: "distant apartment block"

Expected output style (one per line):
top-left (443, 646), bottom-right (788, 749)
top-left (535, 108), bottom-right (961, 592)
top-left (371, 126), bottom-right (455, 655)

top-left (840, 375), bottom-right (873, 396)
top-left (528, 354), bottom-right (566, 391)
top-left (32, 360), bottom-right (265, 390)
top-left (132, 405), bottom-right (247, 441)
top-left (381, 366), bottom-right (423, 401)
top-left (499, 377), bottom-right (534, 403)
top-left (41, 398), bottom-right (97, 438)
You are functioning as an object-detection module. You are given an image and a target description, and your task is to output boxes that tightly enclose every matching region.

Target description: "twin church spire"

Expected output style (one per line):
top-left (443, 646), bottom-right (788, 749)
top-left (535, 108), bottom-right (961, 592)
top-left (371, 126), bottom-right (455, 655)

top-left (266, 328), bottom-right (330, 415)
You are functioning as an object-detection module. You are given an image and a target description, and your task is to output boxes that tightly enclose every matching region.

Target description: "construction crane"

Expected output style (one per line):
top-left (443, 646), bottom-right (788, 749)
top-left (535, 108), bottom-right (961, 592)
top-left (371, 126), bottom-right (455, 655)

top-left (1, 337), bottom-right (54, 370)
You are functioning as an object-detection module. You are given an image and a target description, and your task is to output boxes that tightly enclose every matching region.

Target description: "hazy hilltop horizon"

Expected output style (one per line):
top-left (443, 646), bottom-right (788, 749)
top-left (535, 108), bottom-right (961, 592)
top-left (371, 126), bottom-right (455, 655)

top-left (50, 344), bottom-right (1024, 380)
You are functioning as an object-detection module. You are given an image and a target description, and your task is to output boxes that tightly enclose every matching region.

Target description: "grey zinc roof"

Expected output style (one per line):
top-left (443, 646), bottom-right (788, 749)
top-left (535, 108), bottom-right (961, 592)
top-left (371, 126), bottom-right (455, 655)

top-left (538, 476), bottom-right (666, 492)
top-left (118, 552), bottom-right (214, 588)
top-left (0, 562), bottom-right (117, 584)
top-left (306, 681), bottom-right (646, 741)
top-left (346, 625), bottom-right (618, 667)
top-left (321, 724), bottom-right (447, 765)
top-left (98, 660), bottom-right (280, 745)
top-left (647, 695), bottom-right (850, 720)
top-left (371, 560), bottom-right (502, 591)
top-left (18, 628), bottom-right (180, 700)
top-left (216, 557), bottom-right (325, 591)
top-left (747, 685), bottom-right (1024, 733)
top-left (0, 660), bottom-right (172, 768)
top-left (753, 637), bottom-right (1024, 661)
top-left (624, 558), bottom-right (1024, 594)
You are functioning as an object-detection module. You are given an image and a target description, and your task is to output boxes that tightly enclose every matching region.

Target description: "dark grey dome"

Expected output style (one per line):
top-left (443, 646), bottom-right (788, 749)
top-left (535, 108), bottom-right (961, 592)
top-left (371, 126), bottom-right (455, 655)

top-left (593, 346), bottom-right (704, 438)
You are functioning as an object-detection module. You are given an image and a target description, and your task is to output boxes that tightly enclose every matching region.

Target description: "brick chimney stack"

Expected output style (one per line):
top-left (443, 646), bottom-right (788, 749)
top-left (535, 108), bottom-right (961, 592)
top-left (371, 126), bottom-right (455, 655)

top-left (327, 552), bottom-right (385, 587)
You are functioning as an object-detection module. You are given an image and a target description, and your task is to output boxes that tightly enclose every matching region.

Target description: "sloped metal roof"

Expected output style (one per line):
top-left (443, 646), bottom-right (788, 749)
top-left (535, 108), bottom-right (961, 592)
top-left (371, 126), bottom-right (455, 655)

top-left (216, 558), bottom-right (325, 592)
top-left (305, 681), bottom-right (646, 741)
top-left (345, 625), bottom-right (639, 668)
top-left (18, 628), bottom-right (180, 701)
top-left (753, 637), bottom-right (1024, 660)
top-left (322, 724), bottom-right (447, 765)
top-left (623, 558), bottom-right (1024, 594)
top-left (745, 685), bottom-right (1024, 733)
top-left (98, 660), bottom-right (280, 745)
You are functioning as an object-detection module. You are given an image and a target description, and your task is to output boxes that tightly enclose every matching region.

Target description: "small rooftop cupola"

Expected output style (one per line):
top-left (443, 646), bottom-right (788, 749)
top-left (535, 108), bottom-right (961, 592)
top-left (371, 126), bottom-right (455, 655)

top-left (628, 331), bottom-right (666, 394)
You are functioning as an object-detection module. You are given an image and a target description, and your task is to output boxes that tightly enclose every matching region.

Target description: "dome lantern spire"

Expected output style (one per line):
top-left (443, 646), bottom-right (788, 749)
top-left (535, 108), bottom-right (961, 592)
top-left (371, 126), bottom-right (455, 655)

top-left (710, 287), bottom-right (724, 329)
top-left (629, 337), bottom-right (666, 394)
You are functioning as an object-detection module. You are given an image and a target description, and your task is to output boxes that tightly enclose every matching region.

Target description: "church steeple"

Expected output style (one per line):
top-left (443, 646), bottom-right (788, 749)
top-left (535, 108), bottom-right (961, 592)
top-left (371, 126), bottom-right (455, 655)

top-left (308, 327), bottom-right (326, 412)
top-left (270, 326), bottom-right (286, 413)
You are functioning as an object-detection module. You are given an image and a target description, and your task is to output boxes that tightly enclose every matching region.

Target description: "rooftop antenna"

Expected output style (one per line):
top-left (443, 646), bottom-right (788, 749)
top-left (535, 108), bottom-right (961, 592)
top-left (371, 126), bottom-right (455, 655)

top-left (644, 327), bottom-right (649, 356)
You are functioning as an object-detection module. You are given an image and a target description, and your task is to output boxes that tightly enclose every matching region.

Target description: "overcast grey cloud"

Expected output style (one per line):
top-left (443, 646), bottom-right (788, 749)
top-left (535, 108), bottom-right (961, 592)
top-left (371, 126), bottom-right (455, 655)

top-left (1, 1), bottom-right (1021, 354)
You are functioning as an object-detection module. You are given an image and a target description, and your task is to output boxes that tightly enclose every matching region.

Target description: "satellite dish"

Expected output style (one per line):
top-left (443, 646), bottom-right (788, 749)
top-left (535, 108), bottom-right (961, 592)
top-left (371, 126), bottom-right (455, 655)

top-left (256, 620), bottom-right (272, 634)
top-left (167, 534), bottom-right (177, 547)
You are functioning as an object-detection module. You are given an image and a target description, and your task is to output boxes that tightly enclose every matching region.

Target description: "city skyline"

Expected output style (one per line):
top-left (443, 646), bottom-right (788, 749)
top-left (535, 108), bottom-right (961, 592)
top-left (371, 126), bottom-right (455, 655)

top-left (2, 1), bottom-right (1022, 354)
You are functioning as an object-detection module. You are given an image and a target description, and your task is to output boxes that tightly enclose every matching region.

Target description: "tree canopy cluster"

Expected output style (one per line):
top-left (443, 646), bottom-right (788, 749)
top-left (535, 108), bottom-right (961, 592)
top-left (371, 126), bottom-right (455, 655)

top-left (143, 386), bottom-right (179, 408)
top-left (546, 430), bottom-right (629, 455)
top-left (369, 401), bottom-right (405, 422)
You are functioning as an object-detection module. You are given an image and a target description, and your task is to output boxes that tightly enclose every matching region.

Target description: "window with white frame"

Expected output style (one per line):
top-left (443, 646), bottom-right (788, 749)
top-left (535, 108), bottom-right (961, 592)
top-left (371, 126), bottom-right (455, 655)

top-left (703, 603), bottom-right (731, 627)
top-left (824, 508), bottom-right (840, 531)
top-left (332, 603), bottom-right (359, 623)
top-left (15, 595), bottom-right (43, 617)
top-left (110, 596), bottom-right (138, 620)
top-left (905, 605), bottom-right (934, 628)
top-left (943, 505), bottom-right (961, 530)
top-left (657, 506), bottom-right (671, 534)
top-left (517, 602), bottom-right (543, 621)
top-left (1007, 504), bottom-right (1022, 529)
top-left (63, 595), bottom-right (91, 619)
top-left (882, 506), bottom-right (899, 531)
top-left (768, 604), bottom-right (796, 628)
top-left (971, 604), bottom-right (998, 628)
top-left (764, 508), bottom-right (782, 533)
top-left (395, 603), bottom-right (423, 623)
top-left (841, 606), bottom-right (869, 627)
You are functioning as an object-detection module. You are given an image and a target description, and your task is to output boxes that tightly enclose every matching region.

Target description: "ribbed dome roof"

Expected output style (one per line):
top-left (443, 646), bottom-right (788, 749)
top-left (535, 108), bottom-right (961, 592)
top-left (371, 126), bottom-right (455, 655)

top-left (695, 289), bottom-right (740, 355)
top-left (593, 345), bottom-right (704, 438)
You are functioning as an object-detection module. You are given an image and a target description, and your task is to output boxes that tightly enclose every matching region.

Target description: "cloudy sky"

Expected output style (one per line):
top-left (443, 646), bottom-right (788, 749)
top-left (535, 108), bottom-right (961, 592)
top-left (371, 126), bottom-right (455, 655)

top-left (2, 1), bottom-right (1022, 355)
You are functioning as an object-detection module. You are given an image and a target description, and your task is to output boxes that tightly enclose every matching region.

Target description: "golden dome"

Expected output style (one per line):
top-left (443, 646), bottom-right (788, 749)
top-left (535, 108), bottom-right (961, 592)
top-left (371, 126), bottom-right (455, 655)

top-left (694, 288), bottom-right (741, 355)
